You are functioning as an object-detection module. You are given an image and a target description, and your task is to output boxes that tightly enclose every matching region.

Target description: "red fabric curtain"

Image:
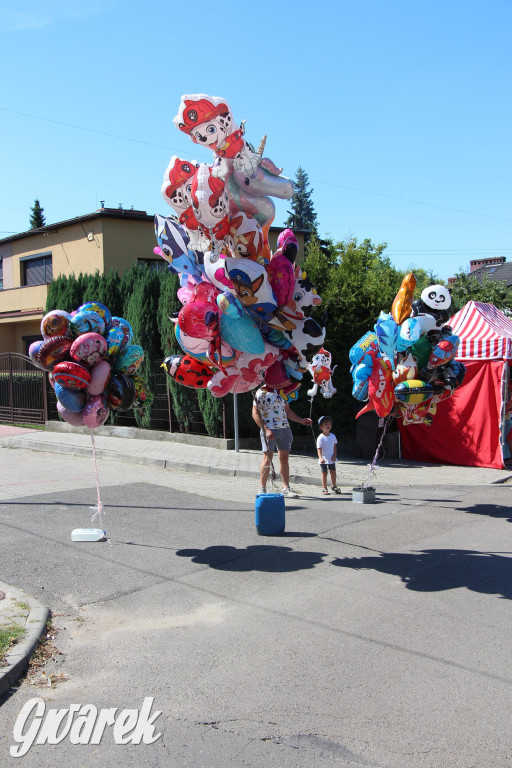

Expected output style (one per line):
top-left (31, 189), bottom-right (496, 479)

top-left (399, 360), bottom-right (504, 469)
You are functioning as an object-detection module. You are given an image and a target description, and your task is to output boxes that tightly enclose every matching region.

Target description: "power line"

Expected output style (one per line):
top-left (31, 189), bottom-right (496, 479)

top-left (2, 105), bottom-right (511, 226)
top-left (312, 178), bottom-right (512, 224)
top-left (0, 106), bottom-right (211, 160)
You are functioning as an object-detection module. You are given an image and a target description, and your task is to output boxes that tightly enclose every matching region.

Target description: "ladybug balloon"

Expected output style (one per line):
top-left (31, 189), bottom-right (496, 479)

top-left (162, 355), bottom-right (213, 389)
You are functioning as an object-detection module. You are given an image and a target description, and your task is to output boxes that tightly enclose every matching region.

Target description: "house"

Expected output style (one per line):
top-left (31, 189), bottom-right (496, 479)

top-left (448, 256), bottom-right (512, 289)
top-left (0, 206), bottom-right (307, 354)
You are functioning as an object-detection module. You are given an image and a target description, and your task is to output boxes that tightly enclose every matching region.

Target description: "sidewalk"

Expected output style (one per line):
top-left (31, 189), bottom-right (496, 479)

top-left (0, 581), bottom-right (49, 696)
top-left (1, 422), bottom-right (511, 488)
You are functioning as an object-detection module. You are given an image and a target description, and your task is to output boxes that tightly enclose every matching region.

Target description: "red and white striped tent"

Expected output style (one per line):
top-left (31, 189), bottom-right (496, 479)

top-left (399, 301), bottom-right (512, 469)
top-left (450, 301), bottom-right (512, 361)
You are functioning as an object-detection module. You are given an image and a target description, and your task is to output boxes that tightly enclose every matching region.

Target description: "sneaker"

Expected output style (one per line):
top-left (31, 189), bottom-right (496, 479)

top-left (282, 487), bottom-right (298, 498)
top-left (257, 487), bottom-right (267, 495)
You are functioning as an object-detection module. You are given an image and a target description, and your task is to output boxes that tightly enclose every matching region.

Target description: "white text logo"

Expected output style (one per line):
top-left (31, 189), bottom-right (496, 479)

top-left (11, 696), bottom-right (162, 757)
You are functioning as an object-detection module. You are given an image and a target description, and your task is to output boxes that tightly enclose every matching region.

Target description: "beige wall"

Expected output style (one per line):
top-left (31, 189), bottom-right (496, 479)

top-left (0, 284), bottom-right (48, 314)
top-left (0, 319), bottom-right (41, 354)
top-left (102, 218), bottom-right (156, 273)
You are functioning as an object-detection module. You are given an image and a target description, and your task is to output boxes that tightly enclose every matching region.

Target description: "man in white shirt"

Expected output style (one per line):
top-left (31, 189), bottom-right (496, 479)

top-left (252, 387), bottom-right (312, 497)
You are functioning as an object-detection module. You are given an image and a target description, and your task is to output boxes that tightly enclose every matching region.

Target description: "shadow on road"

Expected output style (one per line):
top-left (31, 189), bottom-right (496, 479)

top-left (460, 502), bottom-right (512, 523)
top-left (331, 548), bottom-right (512, 599)
top-left (176, 544), bottom-right (326, 572)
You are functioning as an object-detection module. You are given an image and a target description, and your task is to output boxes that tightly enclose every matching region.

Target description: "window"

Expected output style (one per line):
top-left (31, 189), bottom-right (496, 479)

top-left (0, 257), bottom-right (3, 290)
top-left (137, 259), bottom-right (167, 272)
top-left (21, 253), bottom-right (53, 285)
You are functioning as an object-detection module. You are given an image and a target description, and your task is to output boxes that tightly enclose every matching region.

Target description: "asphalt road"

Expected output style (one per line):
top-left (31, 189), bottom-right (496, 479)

top-left (0, 448), bottom-right (511, 767)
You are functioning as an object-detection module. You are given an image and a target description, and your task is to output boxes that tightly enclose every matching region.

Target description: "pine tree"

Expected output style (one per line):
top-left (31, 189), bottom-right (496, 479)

top-left (29, 199), bottom-right (46, 229)
top-left (285, 166), bottom-right (318, 232)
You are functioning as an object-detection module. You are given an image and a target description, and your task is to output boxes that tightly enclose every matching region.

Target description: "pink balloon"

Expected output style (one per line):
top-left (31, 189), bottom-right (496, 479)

top-left (179, 300), bottom-right (218, 340)
top-left (57, 401), bottom-right (84, 426)
top-left (87, 360), bottom-right (112, 396)
top-left (83, 395), bottom-right (109, 429)
top-left (266, 253), bottom-right (295, 308)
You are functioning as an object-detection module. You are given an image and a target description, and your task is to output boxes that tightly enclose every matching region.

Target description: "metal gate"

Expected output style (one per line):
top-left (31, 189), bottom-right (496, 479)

top-left (0, 353), bottom-right (47, 425)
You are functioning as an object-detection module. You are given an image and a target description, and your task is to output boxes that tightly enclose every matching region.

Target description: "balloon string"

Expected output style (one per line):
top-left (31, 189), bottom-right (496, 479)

top-left (89, 430), bottom-right (111, 545)
top-left (362, 415), bottom-right (392, 490)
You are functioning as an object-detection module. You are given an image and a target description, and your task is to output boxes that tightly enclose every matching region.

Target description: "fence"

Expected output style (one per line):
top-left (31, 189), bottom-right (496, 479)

top-left (0, 353), bottom-right (47, 425)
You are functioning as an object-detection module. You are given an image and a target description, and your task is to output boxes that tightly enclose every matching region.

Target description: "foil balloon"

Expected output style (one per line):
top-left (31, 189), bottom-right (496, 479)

top-left (28, 340), bottom-right (47, 371)
top-left (87, 360), bottom-right (112, 396)
top-left (162, 355), bottom-right (213, 389)
top-left (307, 349), bottom-right (337, 399)
top-left (226, 212), bottom-right (265, 263)
top-left (54, 383), bottom-right (86, 412)
top-left (41, 310), bottom-right (72, 339)
top-left (394, 380), bottom-right (434, 404)
top-left (391, 272), bottom-right (416, 325)
top-left (83, 395), bottom-right (109, 428)
top-left (70, 309), bottom-right (105, 336)
top-left (38, 336), bottom-right (72, 370)
top-left (266, 251), bottom-right (295, 309)
top-left (78, 302), bottom-right (112, 328)
top-left (57, 401), bottom-right (84, 427)
top-left (113, 345), bottom-right (144, 376)
top-left (107, 375), bottom-right (136, 411)
top-left (109, 317), bottom-right (133, 347)
top-left (154, 214), bottom-right (203, 280)
top-left (52, 361), bottom-right (91, 390)
top-left (70, 333), bottom-right (107, 367)
top-left (105, 326), bottom-right (126, 358)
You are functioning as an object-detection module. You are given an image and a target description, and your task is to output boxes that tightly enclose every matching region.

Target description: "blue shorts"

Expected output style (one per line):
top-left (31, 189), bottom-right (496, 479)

top-left (260, 427), bottom-right (293, 453)
top-left (320, 462), bottom-right (336, 473)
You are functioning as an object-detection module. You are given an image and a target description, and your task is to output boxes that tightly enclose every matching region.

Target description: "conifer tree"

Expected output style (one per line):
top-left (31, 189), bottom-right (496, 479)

top-left (285, 167), bottom-right (318, 232)
top-left (29, 199), bottom-right (46, 229)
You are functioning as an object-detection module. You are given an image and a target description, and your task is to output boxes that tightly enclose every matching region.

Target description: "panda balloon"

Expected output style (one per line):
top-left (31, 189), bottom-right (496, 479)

top-left (411, 285), bottom-right (452, 333)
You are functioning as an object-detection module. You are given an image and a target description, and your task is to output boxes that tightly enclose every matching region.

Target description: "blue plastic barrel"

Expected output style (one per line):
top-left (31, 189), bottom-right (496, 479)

top-left (255, 492), bottom-right (285, 535)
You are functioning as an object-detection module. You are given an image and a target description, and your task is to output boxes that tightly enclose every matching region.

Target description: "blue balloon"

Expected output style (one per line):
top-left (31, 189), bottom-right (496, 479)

top-left (55, 383), bottom-right (86, 412)
top-left (219, 312), bottom-right (264, 354)
top-left (375, 313), bottom-right (399, 367)
top-left (349, 331), bottom-right (378, 365)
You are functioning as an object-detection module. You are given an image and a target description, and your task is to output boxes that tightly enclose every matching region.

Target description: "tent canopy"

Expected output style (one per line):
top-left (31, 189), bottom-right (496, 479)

top-left (399, 301), bottom-right (512, 469)
top-left (450, 301), bottom-right (512, 360)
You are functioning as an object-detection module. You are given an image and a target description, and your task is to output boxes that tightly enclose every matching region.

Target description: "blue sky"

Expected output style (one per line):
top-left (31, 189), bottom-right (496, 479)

top-left (1, 0), bottom-right (511, 281)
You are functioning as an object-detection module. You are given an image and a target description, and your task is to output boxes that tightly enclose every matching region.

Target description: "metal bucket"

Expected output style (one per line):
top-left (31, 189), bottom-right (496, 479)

top-left (352, 486), bottom-right (376, 504)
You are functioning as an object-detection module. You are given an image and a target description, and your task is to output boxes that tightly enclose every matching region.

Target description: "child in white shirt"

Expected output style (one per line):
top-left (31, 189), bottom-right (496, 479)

top-left (316, 416), bottom-right (341, 495)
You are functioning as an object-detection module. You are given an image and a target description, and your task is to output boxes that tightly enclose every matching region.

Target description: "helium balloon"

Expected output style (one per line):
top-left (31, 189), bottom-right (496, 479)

top-left (38, 336), bottom-right (72, 370)
top-left (78, 302), bottom-right (112, 328)
top-left (87, 360), bottom-right (112, 396)
top-left (70, 309), bottom-right (105, 336)
top-left (41, 310), bottom-right (72, 339)
top-left (70, 333), bottom-right (107, 367)
top-left (162, 355), bottom-right (213, 389)
top-left (107, 375), bottom-right (136, 410)
top-left (113, 345), bottom-right (144, 376)
top-left (394, 380), bottom-right (434, 404)
top-left (391, 272), bottom-right (416, 325)
top-left (83, 395), bottom-right (109, 428)
top-left (52, 361), bottom-right (91, 390)
top-left (57, 401), bottom-right (84, 427)
top-left (109, 317), bottom-right (133, 347)
top-left (55, 383), bottom-right (86, 412)
top-left (105, 326), bottom-right (125, 358)
top-left (28, 340), bottom-right (46, 371)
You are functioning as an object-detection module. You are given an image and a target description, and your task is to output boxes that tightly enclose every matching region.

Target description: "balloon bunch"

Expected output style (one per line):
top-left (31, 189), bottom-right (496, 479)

top-left (29, 302), bottom-right (152, 428)
top-left (350, 276), bottom-right (466, 426)
top-left (159, 93), bottom-right (327, 400)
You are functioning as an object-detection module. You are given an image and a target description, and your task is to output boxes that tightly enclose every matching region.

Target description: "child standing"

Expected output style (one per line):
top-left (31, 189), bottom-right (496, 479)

top-left (316, 416), bottom-right (341, 495)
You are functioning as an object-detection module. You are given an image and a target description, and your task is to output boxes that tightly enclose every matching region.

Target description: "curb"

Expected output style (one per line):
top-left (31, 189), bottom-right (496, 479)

top-left (0, 582), bottom-right (50, 697)
top-left (0, 436), bottom-right (323, 487)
